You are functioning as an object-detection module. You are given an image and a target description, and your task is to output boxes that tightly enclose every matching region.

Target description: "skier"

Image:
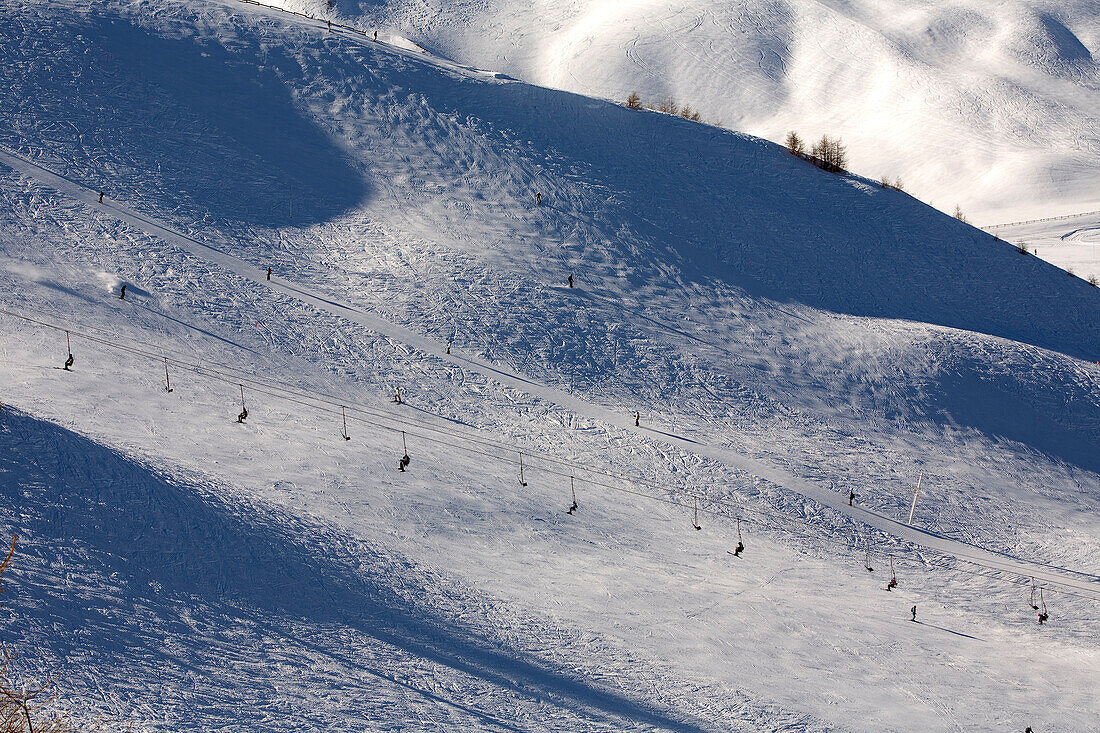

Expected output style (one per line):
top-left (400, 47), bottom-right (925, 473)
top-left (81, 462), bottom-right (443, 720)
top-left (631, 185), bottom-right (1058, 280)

top-left (910, 605), bottom-right (917, 622)
top-left (119, 284), bottom-right (126, 300)
top-left (393, 388), bottom-right (402, 404)
top-left (398, 453), bottom-right (411, 471)
top-left (567, 498), bottom-right (578, 515)
top-left (733, 540), bottom-right (744, 557)
top-left (848, 489), bottom-right (855, 506)
top-left (327, 19), bottom-right (331, 32)
top-left (63, 353), bottom-right (74, 371)
top-left (267, 267), bottom-right (272, 281)
top-left (237, 406), bottom-right (248, 423)
top-left (568, 274), bottom-right (574, 288)
top-left (634, 411), bottom-right (640, 427)
top-left (1038, 611), bottom-right (1048, 624)
top-left (887, 577), bottom-right (897, 591)
top-left (535, 191), bottom-right (542, 205)
top-left (98, 191), bottom-right (104, 204)
top-left (373, 30), bottom-right (378, 41)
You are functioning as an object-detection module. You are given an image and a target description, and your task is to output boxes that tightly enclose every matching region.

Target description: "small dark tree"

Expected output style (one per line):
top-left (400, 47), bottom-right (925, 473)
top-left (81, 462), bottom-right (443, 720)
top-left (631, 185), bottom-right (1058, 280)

top-left (785, 131), bottom-right (804, 156)
top-left (953, 205), bottom-right (968, 223)
top-left (625, 91), bottom-right (642, 110)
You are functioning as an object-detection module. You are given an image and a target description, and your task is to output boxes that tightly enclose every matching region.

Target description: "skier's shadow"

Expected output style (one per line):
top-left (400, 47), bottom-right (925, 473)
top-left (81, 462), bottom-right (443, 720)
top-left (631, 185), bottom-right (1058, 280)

top-left (913, 621), bottom-right (984, 642)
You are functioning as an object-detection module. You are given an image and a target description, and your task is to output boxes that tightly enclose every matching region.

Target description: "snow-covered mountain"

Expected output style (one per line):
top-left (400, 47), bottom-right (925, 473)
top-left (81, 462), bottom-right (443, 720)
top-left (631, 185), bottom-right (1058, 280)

top-left (308, 0), bottom-right (1100, 224)
top-left (0, 0), bottom-right (1097, 730)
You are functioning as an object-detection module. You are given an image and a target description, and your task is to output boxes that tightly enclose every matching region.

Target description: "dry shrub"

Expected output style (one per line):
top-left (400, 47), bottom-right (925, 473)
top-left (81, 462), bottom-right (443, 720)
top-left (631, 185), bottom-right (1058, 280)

top-left (0, 535), bottom-right (74, 733)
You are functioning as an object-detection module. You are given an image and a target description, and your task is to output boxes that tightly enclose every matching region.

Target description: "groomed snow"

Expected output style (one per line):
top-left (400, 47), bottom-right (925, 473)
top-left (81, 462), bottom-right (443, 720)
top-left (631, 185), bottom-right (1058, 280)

top-left (0, 0), bottom-right (1098, 730)
top-left (310, 0), bottom-right (1100, 223)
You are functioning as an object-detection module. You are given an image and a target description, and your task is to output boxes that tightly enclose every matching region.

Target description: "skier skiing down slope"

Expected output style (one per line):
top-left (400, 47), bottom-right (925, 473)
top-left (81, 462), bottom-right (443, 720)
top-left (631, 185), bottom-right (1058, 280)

top-left (911, 605), bottom-right (917, 622)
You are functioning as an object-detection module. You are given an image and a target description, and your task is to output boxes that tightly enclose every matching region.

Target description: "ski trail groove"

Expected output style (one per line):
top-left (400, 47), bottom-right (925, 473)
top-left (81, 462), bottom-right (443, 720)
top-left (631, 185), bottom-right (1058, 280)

top-left (1, 146), bottom-right (1097, 596)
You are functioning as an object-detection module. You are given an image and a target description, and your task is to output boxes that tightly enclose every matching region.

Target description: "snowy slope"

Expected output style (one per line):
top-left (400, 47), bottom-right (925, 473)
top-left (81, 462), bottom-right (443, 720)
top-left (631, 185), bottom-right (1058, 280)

top-left (1, 0), bottom-right (1098, 730)
top-left (989, 209), bottom-right (1100, 282)
top-left (315, 0), bottom-right (1100, 223)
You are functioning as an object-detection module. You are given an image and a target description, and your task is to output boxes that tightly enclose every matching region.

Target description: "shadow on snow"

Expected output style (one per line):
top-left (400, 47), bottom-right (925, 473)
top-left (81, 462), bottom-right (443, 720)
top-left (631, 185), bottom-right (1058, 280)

top-left (1, 14), bottom-right (368, 228)
top-left (0, 409), bottom-right (712, 732)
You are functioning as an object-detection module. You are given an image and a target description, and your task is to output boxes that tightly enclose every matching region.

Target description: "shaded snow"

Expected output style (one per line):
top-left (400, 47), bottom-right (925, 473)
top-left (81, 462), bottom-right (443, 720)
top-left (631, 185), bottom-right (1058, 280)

top-left (0, 0), bottom-right (1097, 730)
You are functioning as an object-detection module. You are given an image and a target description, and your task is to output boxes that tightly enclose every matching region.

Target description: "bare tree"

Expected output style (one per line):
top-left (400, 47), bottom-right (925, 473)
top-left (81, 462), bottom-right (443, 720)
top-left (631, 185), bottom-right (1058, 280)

top-left (653, 96), bottom-right (679, 115)
top-left (0, 535), bottom-right (78, 732)
top-left (953, 204), bottom-right (968, 223)
top-left (785, 131), bottom-right (804, 156)
top-left (810, 135), bottom-right (847, 173)
top-left (625, 91), bottom-right (642, 110)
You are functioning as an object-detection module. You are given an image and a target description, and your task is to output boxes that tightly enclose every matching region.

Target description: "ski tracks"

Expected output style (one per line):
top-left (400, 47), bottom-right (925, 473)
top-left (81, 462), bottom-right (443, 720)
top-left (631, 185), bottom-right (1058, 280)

top-left (3, 146), bottom-right (1096, 599)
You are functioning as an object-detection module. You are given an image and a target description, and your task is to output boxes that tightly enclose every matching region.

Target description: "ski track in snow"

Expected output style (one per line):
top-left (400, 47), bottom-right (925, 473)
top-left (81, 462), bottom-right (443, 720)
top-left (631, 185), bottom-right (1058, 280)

top-left (0, 145), bottom-right (1094, 595)
top-left (0, 0), bottom-right (1098, 730)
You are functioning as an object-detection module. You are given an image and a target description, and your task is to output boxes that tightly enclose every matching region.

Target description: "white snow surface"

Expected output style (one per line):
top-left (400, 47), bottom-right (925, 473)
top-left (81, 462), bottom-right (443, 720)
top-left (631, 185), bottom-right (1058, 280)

top-left (308, 0), bottom-right (1100, 223)
top-left (0, 0), bottom-right (1098, 731)
top-left (988, 209), bottom-right (1100, 282)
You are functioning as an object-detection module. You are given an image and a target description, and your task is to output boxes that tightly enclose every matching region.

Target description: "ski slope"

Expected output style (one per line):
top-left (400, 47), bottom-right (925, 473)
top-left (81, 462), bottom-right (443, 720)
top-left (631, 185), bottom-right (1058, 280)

top-left (988, 209), bottom-right (1100, 282)
top-left (1, 0), bottom-right (1098, 730)
top-left (314, 0), bottom-right (1100, 223)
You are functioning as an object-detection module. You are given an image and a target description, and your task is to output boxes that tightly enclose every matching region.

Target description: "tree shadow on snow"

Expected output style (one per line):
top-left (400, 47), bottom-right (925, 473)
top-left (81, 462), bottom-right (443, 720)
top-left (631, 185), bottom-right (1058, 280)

top-left (0, 410), bottom-right (713, 732)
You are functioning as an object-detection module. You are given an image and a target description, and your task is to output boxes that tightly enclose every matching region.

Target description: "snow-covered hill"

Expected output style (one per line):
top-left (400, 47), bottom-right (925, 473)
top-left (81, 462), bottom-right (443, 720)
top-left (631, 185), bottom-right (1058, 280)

top-left (0, 0), bottom-right (1098, 730)
top-left (990, 209), bottom-right (1100, 282)
top-left (315, 0), bottom-right (1100, 223)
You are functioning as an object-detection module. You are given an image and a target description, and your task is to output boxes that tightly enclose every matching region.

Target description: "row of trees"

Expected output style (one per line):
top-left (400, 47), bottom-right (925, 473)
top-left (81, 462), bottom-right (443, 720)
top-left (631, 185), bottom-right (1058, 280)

top-left (784, 131), bottom-right (847, 173)
top-left (624, 109), bottom-right (990, 232)
top-left (625, 92), bottom-right (713, 125)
